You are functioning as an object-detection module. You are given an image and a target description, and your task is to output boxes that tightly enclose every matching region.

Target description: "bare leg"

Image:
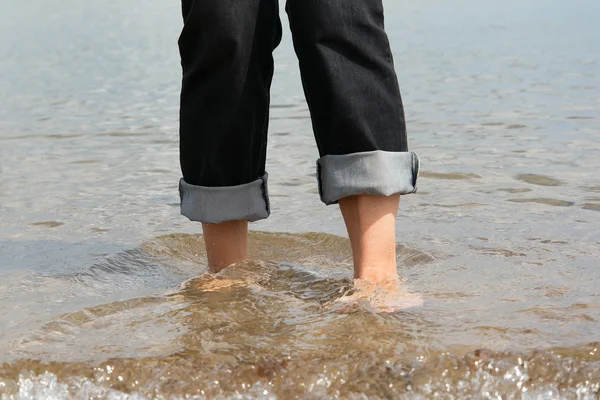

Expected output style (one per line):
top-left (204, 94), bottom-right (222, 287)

top-left (202, 221), bottom-right (248, 273)
top-left (334, 194), bottom-right (423, 311)
top-left (338, 194), bottom-right (400, 283)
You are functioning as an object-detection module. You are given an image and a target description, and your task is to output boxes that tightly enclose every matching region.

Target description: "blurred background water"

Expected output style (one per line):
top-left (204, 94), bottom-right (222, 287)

top-left (0, 0), bottom-right (599, 398)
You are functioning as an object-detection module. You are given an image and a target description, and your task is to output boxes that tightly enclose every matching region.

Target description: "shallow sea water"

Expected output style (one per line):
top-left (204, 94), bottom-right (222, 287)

top-left (1, 0), bottom-right (599, 398)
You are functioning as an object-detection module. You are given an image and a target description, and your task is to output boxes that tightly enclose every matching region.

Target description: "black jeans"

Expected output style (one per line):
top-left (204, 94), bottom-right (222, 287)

top-left (178, 0), bottom-right (419, 224)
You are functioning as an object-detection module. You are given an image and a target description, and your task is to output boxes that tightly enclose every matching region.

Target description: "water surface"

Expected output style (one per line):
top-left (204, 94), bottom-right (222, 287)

top-left (1, 0), bottom-right (599, 398)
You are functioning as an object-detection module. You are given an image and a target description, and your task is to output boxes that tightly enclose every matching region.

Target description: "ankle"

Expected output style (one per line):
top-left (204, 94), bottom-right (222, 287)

top-left (202, 220), bottom-right (248, 273)
top-left (354, 264), bottom-right (398, 283)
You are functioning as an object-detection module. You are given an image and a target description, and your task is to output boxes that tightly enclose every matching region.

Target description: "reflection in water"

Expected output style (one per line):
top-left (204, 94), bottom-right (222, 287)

top-left (515, 174), bottom-right (565, 187)
top-left (29, 221), bottom-right (65, 228)
top-left (419, 171), bottom-right (481, 180)
top-left (507, 198), bottom-right (576, 207)
top-left (583, 203), bottom-right (600, 212)
top-left (496, 188), bottom-right (533, 193)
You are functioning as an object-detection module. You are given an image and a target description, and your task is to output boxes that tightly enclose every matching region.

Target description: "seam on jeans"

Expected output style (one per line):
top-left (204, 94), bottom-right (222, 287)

top-left (257, 93), bottom-right (270, 178)
top-left (286, 5), bottom-right (325, 157)
top-left (180, 0), bottom-right (195, 23)
top-left (377, 0), bottom-right (395, 67)
top-left (307, 95), bottom-right (324, 156)
top-left (300, 70), bottom-right (325, 156)
top-left (411, 152), bottom-right (420, 193)
top-left (316, 160), bottom-right (324, 202)
top-left (261, 174), bottom-right (271, 215)
top-left (178, 179), bottom-right (184, 206)
top-left (256, 2), bottom-right (280, 179)
top-left (272, 0), bottom-right (282, 49)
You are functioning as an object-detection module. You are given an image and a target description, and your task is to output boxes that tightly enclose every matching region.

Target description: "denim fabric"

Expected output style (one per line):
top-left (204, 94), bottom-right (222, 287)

top-left (178, 0), bottom-right (417, 223)
top-left (318, 151), bottom-right (419, 205)
top-left (180, 174), bottom-right (270, 224)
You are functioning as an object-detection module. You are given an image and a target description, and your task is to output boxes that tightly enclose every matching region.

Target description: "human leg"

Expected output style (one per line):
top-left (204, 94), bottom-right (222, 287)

top-left (178, 0), bottom-right (281, 270)
top-left (286, 0), bottom-right (419, 283)
top-left (339, 194), bottom-right (400, 282)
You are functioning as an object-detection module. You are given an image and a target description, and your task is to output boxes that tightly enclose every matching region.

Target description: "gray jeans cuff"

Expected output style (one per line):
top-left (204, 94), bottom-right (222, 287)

top-left (317, 150), bottom-right (420, 205)
top-left (179, 174), bottom-right (270, 224)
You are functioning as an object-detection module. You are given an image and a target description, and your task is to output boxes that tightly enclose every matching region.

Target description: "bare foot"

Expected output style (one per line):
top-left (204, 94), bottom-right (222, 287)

top-left (331, 278), bottom-right (423, 313)
top-left (180, 274), bottom-right (244, 292)
top-left (178, 260), bottom-right (274, 293)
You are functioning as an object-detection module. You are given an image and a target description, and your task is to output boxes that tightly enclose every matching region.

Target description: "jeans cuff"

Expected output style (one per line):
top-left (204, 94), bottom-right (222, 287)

top-left (179, 174), bottom-right (270, 224)
top-left (317, 150), bottom-right (420, 205)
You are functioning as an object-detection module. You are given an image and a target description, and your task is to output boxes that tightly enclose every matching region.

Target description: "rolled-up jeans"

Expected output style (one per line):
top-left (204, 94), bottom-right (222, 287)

top-left (178, 0), bottom-right (419, 224)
